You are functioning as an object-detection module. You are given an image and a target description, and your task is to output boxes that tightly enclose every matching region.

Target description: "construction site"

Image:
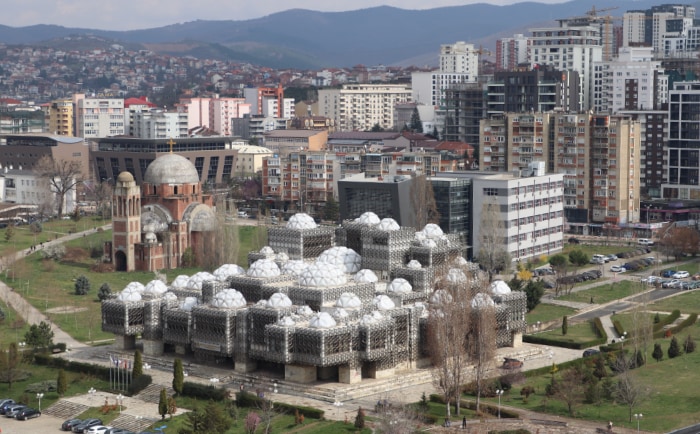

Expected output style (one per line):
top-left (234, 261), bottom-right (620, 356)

top-left (102, 212), bottom-right (528, 385)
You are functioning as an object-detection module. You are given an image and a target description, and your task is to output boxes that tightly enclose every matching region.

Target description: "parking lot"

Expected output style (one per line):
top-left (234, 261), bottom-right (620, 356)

top-left (0, 413), bottom-right (63, 433)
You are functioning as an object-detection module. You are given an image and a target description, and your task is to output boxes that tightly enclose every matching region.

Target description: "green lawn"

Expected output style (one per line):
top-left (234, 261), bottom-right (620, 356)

top-left (532, 321), bottom-right (600, 344)
top-left (557, 280), bottom-right (644, 304)
top-left (561, 244), bottom-right (637, 257)
top-left (648, 291), bottom-right (700, 314)
top-left (0, 298), bottom-right (31, 347)
top-left (0, 217), bottom-right (109, 257)
top-left (0, 224), bottom-right (266, 344)
top-left (477, 321), bottom-right (700, 432)
top-left (526, 304), bottom-right (577, 325)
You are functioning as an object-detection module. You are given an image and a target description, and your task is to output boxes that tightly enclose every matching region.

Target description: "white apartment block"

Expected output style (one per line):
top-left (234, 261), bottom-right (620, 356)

top-left (440, 41), bottom-right (479, 74)
top-left (318, 84), bottom-right (412, 131)
top-left (529, 22), bottom-right (602, 111)
top-left (496, 34), bottom-right (530, 71)
top-left (412, 41), bottom-right (479, 107)
top-left (262, 97), bottom-right (295, 119)
top-left (73, 95), bottom-right (125, 138)
top-left (471, 166), bottom-right (565, 263)
top-left (592, 47), bottom-right (667, 114)
top-left (131, 110), bottom-right (188, 139)
top-left (623, 11), bottom-right (647, 47)
top-left (0, 168), bottom-right (76, 214)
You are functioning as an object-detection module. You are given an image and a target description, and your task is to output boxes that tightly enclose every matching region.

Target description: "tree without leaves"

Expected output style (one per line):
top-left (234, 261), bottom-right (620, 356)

top-left (660, 226), bottom-right (700, 259)
top-left (476, 198), bottom-right (511, 282)
top-left (167, 396), bottom-right (177, 419)
top-left (92, 180), bottom-right (113, 219)
top-left (612, 356), bottom-right (650, 422)
top-left (410, 174), bottom-right (440, 230)
top-left (34, 155), bottom-right (84, 218)
top-left (0, 342), bottom-right (23, 389)
top-left (468, 283), bottom-right (497, 413)
top-left (554, 364), bottom-right (586, 416)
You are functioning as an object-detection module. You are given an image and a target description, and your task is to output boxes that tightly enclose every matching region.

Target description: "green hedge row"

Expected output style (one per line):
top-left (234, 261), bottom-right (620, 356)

top-left (127, 374), bottom-right (152, 395)
top-left (182, 382), bottom-right (228, 401)
top-left (523, 319), bottom-right (606, 350)
top-left (428, 394), bottom-right (519, 419)
top-left (523, 358), bottom-right (583, 378)
top-left (235, 391), bottom-right (324, 419)
top-left (654, 312), bottom-right (698, 338)
top-left (653, 310), bottom-right (680, 332)
top-left (34, 353), bottom-right (111, 381)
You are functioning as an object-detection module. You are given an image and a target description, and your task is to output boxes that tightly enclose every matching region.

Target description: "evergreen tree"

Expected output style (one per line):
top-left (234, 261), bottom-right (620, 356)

top-left (410, 107), bottom-right (422, 132)
top-left (432, 125), bottom-right (440, 140)
top-left (685, 334), bottom-right (697, 354)
top-left (4, 224), bottom-right (14, 243)
top-left (57, 369), bottom-right (68, 396)
top-left (562, 316), bottom-right (568, 336)
top-left (203, 400), bottom-right (231, 433)
top-left (158, 388), bottom-right (168, 420)
top-left (635, 349), bottom-right (645, 368)
top-left (654, 312), bottom-right (661, 324)
top-left (652, 343), bottom-right (663, 362)
top-left (668, 335), bottom-right (682, 358)
top-left (323, 196), bottom-right (339, 222)
top-left (173, 358), bottom-right (184, 395)
top-left (132, 350), bottom-right (143, 379)
top-left (74, 275), bottom-right (91, 295)
top-left (354, 407), bottom-right (366, 429)
top-left (98, 283), bottom-right (112, 301)
top-left (24, 321), bottom-right (54, 351)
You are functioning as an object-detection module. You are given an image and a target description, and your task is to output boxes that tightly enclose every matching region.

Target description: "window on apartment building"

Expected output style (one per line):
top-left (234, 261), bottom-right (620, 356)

top-left (483, 188), bottom-right (498, 196)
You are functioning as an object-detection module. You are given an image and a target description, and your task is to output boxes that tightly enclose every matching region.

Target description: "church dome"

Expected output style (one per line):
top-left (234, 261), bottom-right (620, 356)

top-left (144, 153), bottom-right (200, 185)
top-left (117, 171), bottom-right (134, 183)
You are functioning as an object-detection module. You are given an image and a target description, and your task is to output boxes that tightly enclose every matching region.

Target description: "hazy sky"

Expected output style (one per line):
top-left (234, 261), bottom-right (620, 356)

top-left (3, 0), bottom-right (568, 30)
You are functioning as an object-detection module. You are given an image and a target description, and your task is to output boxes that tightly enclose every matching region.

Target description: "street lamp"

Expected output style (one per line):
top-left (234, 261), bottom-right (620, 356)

top-left (333, 400), bottom-right (344, 420)
top-left (116, 393), bottom-right (123, 414)
top-left (36, 393), bottom-right (43, 411)
top-left (634, 413), bottom-right (643, 432)
top-left (273, 380), bottom-right (278, 394)
top-left (88, 387), bottom-right (96, 405)
top-left (495, 389), bottom-right (504, 418)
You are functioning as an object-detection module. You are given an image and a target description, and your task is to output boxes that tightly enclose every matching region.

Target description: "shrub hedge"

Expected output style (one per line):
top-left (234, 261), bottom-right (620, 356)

top-left (127, 374), bottom-right (152, 395)
top-left (182, 382), bottom-right (228, 401)
top-left (523, 319), bottom-right (606, 350)
top-left (235, 391), bottom-right (324, 419)
top-left (428, 394), bottom-right (519, 419)
top-left (657, 312), bottom-right (698, 338)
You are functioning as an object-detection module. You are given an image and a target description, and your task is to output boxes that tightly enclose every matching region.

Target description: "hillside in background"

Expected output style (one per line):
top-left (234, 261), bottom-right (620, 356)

top-left (0, 0), bottom-right (695, 69)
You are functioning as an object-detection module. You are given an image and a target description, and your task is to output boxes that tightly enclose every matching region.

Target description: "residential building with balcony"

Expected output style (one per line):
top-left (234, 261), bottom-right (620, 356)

top-left (261, 129), bottom-right (328, 156)
top-left (479, 113), bottom-right (552, 173)
top-left (73, 94), bottom-right (125, 138)
top-left (47, 99), bottom-right (74, 136)
top-left (318, 84), bottom-right (411, 131)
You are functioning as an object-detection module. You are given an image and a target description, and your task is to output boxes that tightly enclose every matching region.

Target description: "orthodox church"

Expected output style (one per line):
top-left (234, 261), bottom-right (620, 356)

top-left (111, 152), bottom-right (216, 271)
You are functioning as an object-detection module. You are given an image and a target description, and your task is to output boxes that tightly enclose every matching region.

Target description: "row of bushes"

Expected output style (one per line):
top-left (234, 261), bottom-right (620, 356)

top-left (33, 353), bottom-right (151, 396)
top-left (182, 382), bottom-right (228, 401)
top-left (653, 310), bottom-right (681, 333)
top-left (428, 394), bottom-right (520, 419)
top-left (235, 391), bottom-right (324, 419)
top-left (523, 319), bottom-right (607, 350)
top-left (655, 313), bottom-right (698, 339)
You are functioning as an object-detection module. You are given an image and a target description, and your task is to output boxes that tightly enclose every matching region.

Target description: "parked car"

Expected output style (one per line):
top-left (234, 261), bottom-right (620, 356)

top-left (583, 349), bottom-right (600, 357)
top-left (15, 407), bottom-right (41, 420)
top-left (568, 237), bottom-right (580, 244)
top-left (590, 257), bottom-right (605, 265)
top-left (237, 211), bottom-right (248, 218)
top-left (62, 418), bottom-right (83, 431)
top-left (662, 279), bottom-right (681, 288)
top-left (638, 238), bottom-right (655, 246)
top-left (5, 404), bottom-right (27, 418)
top-left (605, 254), bottom-right (618, 262)
top-left (0, 399), bottom-right (16, 415)
top-left (86, 425), bottom-right (114, 434)
top-left (501, 358), bottom-right (524, 369)
top-left (662, 269), bottom-right (677, 278)
top-left (673, 271), bottom-right (690, 279)
top-left (610, 265), bottom-right (626, 273)
top-left (73, 419), bottom-right (104, 433)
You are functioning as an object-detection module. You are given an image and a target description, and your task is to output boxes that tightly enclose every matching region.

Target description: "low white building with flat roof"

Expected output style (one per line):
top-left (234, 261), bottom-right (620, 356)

top-left (472, 163), bottom-right (565, 263)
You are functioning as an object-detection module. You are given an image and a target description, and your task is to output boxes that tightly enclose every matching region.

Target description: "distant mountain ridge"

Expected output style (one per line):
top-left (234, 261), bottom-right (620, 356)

top-left (0, 0), bottom-right (694, 69)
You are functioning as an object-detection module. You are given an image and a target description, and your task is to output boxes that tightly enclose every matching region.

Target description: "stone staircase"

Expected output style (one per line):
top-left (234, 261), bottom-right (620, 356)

top-left (43, 400), bottom-right (89, 419)
top-left (110, 414), bottom-right (157, 433)
top-left (136, 383), bottom-right (176, 404)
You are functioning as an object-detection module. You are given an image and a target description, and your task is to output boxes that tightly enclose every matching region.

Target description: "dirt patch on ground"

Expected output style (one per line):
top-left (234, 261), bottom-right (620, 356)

top-left (46, 306), bottom-right (88, 314)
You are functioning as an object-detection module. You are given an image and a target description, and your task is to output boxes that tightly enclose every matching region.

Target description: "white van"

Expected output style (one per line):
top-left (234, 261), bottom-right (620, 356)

top-left (638, 238), bottom-right (654, 246)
